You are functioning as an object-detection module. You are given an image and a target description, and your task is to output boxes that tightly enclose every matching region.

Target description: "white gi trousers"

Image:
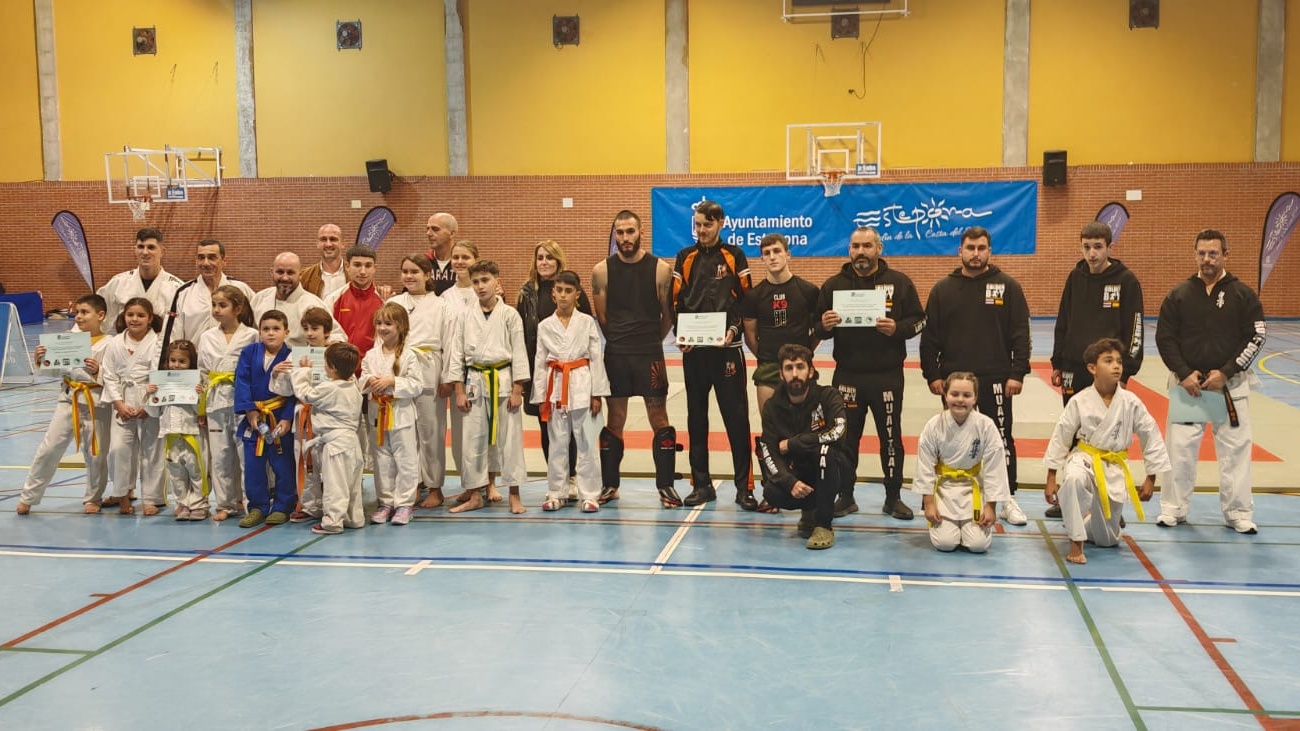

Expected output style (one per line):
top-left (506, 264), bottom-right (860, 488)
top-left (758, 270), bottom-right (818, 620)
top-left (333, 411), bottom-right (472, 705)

top-left (1161, 373), bottom-right (1254, 522)
top-left (1058, 455), bottom-right (1124, 547)
top-left (296, 405), bottom-right (323, 517)
top-left (373, 424), bottom-right (419, 509)
top-left (544, 407), bottom-right (602, 503)
top-left (462, 394), bottom-right (524, 490)
top-left (110, 416), bottom-right (163, 504)
top-left (930, 518), bottom-right (992, 553)
top-left (163, 436), bottom-right (206, 513)
top-left (21, 401), bottom-right (111, 507)
top-left (205, 408), bottom-right (245, 514)
top-left (319, 430), bottom-right (365, 531)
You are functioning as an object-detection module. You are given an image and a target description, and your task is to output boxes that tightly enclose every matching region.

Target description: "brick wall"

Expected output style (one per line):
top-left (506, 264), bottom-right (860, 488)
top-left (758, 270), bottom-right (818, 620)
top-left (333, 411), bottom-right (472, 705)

top-left (3, 163), bottom-right (1298, 318)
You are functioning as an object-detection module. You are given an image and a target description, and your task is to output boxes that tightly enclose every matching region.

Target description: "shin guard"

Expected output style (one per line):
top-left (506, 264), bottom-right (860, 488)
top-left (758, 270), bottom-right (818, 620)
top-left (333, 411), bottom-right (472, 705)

top-left (599, 427), bottom-right (624, 489)
top-left (653, 427), bottom-right (681, 487)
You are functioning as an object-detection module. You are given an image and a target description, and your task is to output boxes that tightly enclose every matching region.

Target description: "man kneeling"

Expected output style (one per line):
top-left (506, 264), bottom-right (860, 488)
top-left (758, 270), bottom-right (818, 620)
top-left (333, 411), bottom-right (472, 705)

top-left (755, 344), bottom-right (850, 549)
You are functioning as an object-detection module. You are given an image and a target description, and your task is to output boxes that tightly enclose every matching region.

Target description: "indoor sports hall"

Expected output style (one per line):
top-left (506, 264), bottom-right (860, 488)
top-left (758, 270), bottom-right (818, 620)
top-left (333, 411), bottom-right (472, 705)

top-left (2, 2), bottom-right (1300, 730)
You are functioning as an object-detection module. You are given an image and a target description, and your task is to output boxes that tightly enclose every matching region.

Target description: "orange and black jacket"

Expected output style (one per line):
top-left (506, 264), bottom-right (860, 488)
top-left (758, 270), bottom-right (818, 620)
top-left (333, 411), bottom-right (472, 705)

top-left (671, 241), bottom-right (752, 346)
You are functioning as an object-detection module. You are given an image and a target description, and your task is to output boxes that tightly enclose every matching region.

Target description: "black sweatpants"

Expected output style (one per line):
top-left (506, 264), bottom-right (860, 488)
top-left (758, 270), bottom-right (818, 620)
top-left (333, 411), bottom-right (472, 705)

top-left (833, 368), bottom-right (905, 497)
top-left (758, 445), bottom-right (848, 529)
top-left (682, 346), bottom-right (752, 490)
top-left (976, 374), bottom-right (1018, 493)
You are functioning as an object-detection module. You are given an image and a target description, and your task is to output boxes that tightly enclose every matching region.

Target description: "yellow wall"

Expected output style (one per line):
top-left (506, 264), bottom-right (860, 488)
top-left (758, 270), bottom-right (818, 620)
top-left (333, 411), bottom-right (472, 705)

top-left (1029, 0), bottom-right (1256, 165)
top-left (689, 0), bottom-right (1007, 172)
top-left (0, 2), bottom-right (46, 182)
top-left (1282, 0), bottom-right (1300, 161)
top-left (253, 0), bottom-right (447, 177)
top-left (54, 0), bottom-right (241, 180)
top-left (466, 0), bottom-right (666, 175)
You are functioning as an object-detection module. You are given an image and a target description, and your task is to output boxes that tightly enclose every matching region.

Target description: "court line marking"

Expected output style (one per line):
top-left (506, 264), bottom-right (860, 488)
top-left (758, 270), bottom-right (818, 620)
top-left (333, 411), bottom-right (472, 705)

top-left (1258, 350), bottom-right (1300, 387)
top-left (0, 646), bottom-right (92, 655)
top-left (1135, 705), bottom-right (1300, 718)
top-left (404, 559), bottom-right (433, 576)
top-left (649, 502), bottom-right (705, 575)
top-left (0, 534), bottom-right (326, 709)
top-left (1123, 534), bottom-right (1272, 727)
top-left (1037, 521), bottom-right (1144, 729)
top-left (0, 526), bottom-right (271, 649)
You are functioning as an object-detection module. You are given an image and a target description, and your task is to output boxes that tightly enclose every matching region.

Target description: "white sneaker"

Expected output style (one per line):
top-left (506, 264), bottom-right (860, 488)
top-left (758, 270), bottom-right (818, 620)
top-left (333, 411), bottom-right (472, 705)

top-left (999, 497), bottom-right (1027, 526)
top-left (1156, 513), bottom-right (1183, 528)
top-left (566, 475), bottom-right (579, 502)
top-left (1228, 518), bottom-right (1258, 534)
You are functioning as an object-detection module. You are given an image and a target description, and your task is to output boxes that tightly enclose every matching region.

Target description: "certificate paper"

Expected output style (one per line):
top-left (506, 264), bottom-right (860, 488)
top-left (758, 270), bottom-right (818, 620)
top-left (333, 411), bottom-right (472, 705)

top-left (1166, 384), bottom-right (1228, 424)
top-left (306, 346), bottom-right (327, 385)
top-left (38, 332), bottom-right (91, 373)
top-left (676, 312), bottom-right (727, 347)
top-left (832, 289), bottom-right (887, 327)
top-left (150, 370), bottom-right (200, 406)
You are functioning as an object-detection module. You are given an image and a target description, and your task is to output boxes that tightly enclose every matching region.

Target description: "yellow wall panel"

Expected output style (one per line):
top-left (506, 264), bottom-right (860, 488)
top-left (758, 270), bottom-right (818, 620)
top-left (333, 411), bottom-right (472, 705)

top-left (1282, 0), bottom-right (1300, 161)
top-left (689, 0), bottom-right (1006, 173)
top-left (466, 0), bottom-right (665, 175)
top-left (254, 0), bottom-right (446, 177)
top-left (0, 1), bottom-right (43, 182)
top-left (55, 0), bottom-right (241, 180)
top-left (1029, 0), bottom-right (1256, 164)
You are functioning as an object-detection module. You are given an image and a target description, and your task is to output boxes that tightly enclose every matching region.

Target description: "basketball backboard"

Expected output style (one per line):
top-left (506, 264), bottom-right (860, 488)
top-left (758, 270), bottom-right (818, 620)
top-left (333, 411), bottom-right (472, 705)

top-left (104, 145), bottom-right (223, 207)
top-left (786, 122), bottom-right (882, 181)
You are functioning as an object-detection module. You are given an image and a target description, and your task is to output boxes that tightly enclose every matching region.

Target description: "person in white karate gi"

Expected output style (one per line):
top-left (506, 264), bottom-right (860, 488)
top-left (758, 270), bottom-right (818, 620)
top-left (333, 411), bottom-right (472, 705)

top-left (145, 340), bottom-right (207, 520)
top-left (197, 285), bottom-right (259, 521)
top-left (95, 227), bottom-right (184, 335)
top-left (289, 342), bottom-right (365, 535)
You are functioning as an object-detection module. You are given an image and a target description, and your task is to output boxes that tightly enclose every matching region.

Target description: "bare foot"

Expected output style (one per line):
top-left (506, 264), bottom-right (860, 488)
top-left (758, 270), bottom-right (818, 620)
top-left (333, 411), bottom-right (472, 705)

top-left (119, 499), bottom-right (134, 515)
top-left (486, 486), bottom-right (504, 503)
top-left (16, 501), bottom-right (31, 515)
top-left (449, 490), bottom-right (485, 514)
top-left (509, 489), bottom-right (525, 515)
top-left (212, 509), bottom-right (230, 522)
top-left (453, 490), bottom-right (475, 504)
top-left (1066, 540), bottom-right (1086, 564)
top-left (83, 503), bottom-right (101, 514)
top-left (104, 490), bottom-right (135, 508)
top-left (419, 489), bottom-right (444, 509)
top-left (143, 503), bottom-right (160, 517)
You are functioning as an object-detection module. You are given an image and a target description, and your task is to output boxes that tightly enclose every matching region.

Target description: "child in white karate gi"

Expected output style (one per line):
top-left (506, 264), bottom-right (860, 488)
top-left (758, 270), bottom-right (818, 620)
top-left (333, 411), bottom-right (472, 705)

top-left (289, 342), bottom-right (365, 535)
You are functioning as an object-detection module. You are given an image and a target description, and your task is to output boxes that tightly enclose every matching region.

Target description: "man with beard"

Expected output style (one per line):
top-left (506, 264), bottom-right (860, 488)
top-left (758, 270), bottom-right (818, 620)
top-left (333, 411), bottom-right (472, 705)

top-left (741, 233), bottom-right (821, 416)
top-left (815, 226), bottom-right (925, 521)
top-left (301, 224), bottom-right (348, 298)
top-left (590, 210), bottom-right (682, 507)
top-left (159, 239), bottom-right (255, 365)
top-left (1155, 229), bottom-right (1266, 534)
top-left (671, 200), bottom-right (760, 511)
top-left (252, 252), bottom-right (345, 347)
top-left (425, 213), bottom-right (460, 295)
top-left (755, 344), bottom-right (849, 549)
top-left (1045, 220), bottom-right (1144, 518)
top-left (95, 227), bottom-right (183, 334)
top-left (920, 226), bottom-right (1031, 526)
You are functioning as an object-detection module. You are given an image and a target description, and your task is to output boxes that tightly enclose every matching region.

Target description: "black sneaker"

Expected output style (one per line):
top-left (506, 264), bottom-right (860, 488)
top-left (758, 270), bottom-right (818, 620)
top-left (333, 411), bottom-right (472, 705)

top-left (883, 498), bottom-right (914, 521)
top-left (1045, 504), bottom-right (1062, 519)
top-left (735, 489), bottom-right (759, 512)
top-left (833, 495), bottom-right (859, 518)
top-left (683, 485), bottom-right (716, 506)
top-left (656, 486), bottom-right (683, 508)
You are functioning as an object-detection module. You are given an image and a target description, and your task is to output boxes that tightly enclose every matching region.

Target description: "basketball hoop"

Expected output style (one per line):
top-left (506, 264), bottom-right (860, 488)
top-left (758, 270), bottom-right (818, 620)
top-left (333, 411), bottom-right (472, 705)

top-left (819, 170), bottom-right (844, 197)
top-left (126, 196), bottom-right (151, 221)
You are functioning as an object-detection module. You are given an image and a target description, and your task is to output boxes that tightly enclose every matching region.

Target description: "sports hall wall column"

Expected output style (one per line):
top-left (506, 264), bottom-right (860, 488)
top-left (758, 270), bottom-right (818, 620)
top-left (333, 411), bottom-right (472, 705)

top-left (665, 0), bottom-right (688, 173)
top-left (234, 0), bottom-right (256, 177)
top-left (445, 0), bottom-right (468, 176)
top-left (1255, 0), bottom-right (1284, 162)
top-left (34, 0), bottom-right (60, 180)
top-left (1001, 0), bottom-right (1029, 166)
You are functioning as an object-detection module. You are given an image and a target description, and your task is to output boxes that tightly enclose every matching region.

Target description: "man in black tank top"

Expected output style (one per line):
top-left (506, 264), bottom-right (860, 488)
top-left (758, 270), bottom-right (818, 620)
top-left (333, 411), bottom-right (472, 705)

top-left (425, 212), bottom-right (459, 295)
top-left (590, 210), bottom-right (682, 508)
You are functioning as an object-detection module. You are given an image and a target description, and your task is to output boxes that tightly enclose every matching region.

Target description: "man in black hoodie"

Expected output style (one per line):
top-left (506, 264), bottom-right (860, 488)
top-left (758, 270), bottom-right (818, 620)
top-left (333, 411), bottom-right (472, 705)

top-left (755, 344), bottom-right (849, 549)
top-left (920, 226), bottom-right (1031, 526)
top-left (1045, 220), bottom-right (1145, 518)
top-left (815, 226), bottom-right (926, 520)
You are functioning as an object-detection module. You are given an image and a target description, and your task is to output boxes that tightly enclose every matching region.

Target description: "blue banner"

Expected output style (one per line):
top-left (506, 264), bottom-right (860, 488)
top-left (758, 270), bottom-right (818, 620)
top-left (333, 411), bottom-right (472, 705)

top-left (650, 181), bottom-right (1038, 258)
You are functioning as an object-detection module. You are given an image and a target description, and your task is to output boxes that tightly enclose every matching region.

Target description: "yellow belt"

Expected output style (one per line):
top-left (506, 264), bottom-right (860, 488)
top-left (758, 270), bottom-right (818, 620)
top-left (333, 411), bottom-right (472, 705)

top-left (372, 394), bottom-right (395, 446)
top-left (253, 396), bottom-right (287, 456)
top-left (199, 371), bottom-right (235, 416)
top-left (937, 459), bottom-right (983, 522)
top-left (164, 433), bottom-right (208, 497)
top-left (1078, 440), bottom-right (1143, 522)
top-left (64, 378), bottom-right (101, 457)
top-left (541, 358), bottom-right (589, 423)
top-left (469, 360), bottom-right (511, 445)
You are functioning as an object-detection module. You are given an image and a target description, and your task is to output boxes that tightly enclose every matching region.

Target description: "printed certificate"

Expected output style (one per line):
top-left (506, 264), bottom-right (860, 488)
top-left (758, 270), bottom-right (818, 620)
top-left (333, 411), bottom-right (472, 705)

top-left (675, 312), bottom-right (727, 347)
top-left (832, 289), bottom-right (887, 327)
top-left (149, 369), bottom-right (201, 406)
top-left (1166, 384), bottom-right (1228, 425)
top-left (306, 346), bottom-right (327, 385)
top-left (38, 332), bottom-right (91, 373)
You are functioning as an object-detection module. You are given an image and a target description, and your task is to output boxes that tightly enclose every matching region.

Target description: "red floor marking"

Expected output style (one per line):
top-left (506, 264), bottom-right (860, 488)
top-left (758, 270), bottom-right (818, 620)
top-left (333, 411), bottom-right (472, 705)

top-left (1, 526), bottom-right (271, 648)
top-left (311, 710), bottom-right (660, 730)
top-left (1124, 535), bottom-right (1279, 729)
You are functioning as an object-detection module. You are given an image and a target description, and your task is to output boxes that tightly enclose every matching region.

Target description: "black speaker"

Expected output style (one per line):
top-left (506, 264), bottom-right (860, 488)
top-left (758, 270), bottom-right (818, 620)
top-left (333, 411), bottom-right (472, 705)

top-left (365, 159), bottom-right (392, 193)
top-left (1129, 0), bottom-right (1158, 29)
top-left (1043, 150), bottom-right (1067, 187)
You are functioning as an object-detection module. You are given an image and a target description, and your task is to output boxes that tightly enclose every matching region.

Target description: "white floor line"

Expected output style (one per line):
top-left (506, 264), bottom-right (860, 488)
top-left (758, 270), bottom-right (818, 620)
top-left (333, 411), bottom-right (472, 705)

top-left (404, 559), bottom-right (433, 576)
top-left (650, 500), bottom-right (707, 574)
top-left (889, 574), bottom-right (903, 592)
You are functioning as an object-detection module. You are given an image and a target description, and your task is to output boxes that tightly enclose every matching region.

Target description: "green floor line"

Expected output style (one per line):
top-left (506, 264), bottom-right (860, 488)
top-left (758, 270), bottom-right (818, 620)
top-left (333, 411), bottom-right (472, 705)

top-left (1036, 520), bottom-right (1146, 730)
top-left (0, 646), bottom-right (91, 655)
top-left (0, 534), bottom-right (326, 708)
top-left (1135, 705), bottom-right (1300, 718)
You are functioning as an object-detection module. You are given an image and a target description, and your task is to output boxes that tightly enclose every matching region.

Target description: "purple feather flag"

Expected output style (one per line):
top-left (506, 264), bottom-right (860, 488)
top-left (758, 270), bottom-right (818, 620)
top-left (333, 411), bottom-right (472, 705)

top-left (1095, 202), bottom-right (1130, 245)
top-left (1259, 192), bottom-right (1300, 292)
top-left (52, 211), bottom-right (95, 290)
top-left (356, 206), bottom-right (397, 250)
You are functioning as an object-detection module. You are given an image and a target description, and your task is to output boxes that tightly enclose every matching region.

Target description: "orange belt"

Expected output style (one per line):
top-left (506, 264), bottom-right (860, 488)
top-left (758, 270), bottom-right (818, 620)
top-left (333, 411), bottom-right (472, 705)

top-left (64, 378), bottom-right (102, 457)
top-left (372, 394), bottom-right (395, 446)
top-left (296, 404), bottom-right (314, 491)
top-left (253, 396), bottom-right (287, 456)
top-left (540, 358), bottom-right (589, 423)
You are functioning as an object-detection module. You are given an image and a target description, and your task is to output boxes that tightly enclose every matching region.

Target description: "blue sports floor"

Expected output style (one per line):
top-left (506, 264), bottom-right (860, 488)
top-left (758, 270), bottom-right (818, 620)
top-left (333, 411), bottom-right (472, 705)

top-left (2, 320), bottom-right (1299, 730)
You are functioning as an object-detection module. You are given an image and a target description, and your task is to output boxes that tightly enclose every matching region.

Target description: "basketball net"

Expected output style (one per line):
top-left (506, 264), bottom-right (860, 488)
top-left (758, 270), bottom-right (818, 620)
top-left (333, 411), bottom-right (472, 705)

top-left (127, 196), bottom-right (151, 221)
top-left (820, 170), bottom-right (844, 198)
